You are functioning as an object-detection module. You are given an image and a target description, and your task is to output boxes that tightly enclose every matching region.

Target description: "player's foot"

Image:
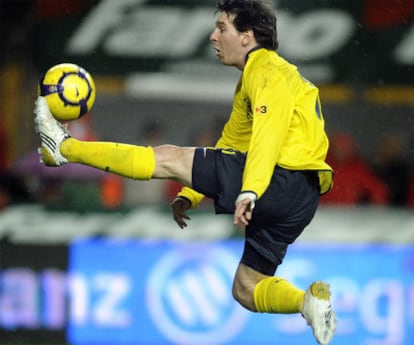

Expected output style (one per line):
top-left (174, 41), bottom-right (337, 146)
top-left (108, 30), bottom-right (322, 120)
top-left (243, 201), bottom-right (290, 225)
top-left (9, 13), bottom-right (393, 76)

top-left (34, 96), bottom-right (70, 166)
top-left (302, 281), bottom-right (336, 345)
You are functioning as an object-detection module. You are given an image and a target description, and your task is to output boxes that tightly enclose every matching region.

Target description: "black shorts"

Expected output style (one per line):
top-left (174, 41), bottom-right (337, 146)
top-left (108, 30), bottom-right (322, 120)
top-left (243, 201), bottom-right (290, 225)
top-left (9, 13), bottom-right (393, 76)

top-left (192, 147), bottom-right (320, 275)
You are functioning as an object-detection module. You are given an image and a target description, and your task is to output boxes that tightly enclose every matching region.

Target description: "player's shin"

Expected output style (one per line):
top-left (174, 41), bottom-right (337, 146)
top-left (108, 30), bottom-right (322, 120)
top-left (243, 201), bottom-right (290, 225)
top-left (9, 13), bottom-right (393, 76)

top-left (254, 277), bottom-right (305, 313)
top-left (60, 138), bottom-right (155, 180)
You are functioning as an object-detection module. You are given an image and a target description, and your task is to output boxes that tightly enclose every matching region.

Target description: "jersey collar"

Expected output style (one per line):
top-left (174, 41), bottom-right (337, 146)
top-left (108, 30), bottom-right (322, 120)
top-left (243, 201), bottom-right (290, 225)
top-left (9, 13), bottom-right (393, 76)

top-left (244, 46), bottom-right (263, 65)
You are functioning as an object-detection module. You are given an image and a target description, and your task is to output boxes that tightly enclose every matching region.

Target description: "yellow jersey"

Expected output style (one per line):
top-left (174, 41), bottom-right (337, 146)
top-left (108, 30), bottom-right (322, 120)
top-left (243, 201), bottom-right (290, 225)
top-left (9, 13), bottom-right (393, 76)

top-left (179, 48), bottom-right (333, 207)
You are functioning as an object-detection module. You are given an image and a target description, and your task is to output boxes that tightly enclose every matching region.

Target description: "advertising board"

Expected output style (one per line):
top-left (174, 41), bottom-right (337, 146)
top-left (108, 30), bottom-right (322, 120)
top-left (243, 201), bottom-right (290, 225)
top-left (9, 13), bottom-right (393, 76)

top-left (1, 239), bottom-right (413, 344)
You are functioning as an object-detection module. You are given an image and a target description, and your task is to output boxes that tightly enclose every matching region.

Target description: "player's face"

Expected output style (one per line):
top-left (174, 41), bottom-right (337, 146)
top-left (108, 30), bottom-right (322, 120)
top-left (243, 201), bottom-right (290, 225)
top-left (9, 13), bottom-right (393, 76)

top-left (209, 13), bottom-right (247, 70)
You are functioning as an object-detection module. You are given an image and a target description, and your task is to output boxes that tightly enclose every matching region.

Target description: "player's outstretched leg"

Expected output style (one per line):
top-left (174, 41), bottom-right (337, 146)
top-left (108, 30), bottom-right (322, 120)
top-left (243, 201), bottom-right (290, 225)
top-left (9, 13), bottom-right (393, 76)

top-left (302, 281), bottom-right (336, 345)
top-left (34, 96), bottom-right (70, 166)
top-left (33, 95), bottom-right (158, 181)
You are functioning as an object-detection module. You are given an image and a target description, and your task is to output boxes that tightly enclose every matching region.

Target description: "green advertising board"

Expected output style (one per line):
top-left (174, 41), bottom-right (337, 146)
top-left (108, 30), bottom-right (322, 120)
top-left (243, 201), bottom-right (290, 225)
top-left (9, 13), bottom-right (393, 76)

top-left (32, 0), bottom-right (413, 84)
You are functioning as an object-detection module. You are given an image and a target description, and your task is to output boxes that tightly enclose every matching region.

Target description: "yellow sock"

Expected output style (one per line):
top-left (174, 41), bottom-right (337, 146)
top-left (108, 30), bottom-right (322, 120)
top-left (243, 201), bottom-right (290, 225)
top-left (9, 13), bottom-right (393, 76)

top-left (60, 138), bottom-right (155, 180)
top-left (254, 276), bottom-right (305, 314)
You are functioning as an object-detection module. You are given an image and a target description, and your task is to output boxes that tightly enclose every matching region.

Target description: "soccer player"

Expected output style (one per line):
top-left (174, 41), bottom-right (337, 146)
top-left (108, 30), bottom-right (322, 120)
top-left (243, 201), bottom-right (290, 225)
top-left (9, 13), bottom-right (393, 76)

top-left (34, 0), bottom-right (336, 343)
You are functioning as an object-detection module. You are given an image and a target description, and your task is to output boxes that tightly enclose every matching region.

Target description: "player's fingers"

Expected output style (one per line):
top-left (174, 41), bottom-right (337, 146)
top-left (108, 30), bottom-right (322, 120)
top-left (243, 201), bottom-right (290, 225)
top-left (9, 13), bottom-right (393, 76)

top-left (174, 211), bottom-right (191, 229)
top-left (233, 208), bottom-right (242, 225)
top-left (171, 198), bottom-right (191, 229)
top-left (175, 215), bottom-right (186, 228)
top-left (174, 217), bottom-right (186, 229)
top-left (177, 220), bottom-right (187, 229)
top-left (233, 202), bottom-right (249, 227)
top-left (245, 210), bottom-right (252, 221)
top-left (234, 214), bottom-right (248, 228)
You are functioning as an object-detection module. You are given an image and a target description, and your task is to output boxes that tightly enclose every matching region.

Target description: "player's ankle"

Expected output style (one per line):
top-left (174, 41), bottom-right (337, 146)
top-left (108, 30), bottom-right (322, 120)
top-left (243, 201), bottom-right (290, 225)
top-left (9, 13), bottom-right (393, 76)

top-left (60, 137), bottom-right (77, 161)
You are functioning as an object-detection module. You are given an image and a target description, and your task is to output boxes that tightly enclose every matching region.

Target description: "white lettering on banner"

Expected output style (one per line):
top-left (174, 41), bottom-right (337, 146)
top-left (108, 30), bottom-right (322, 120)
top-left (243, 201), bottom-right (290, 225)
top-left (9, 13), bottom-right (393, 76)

top-left (68, 273), bottom-right (132, 327)
top-left (326, 276), bottom-right (360, 335)
top-left (394, 24), bottom-right (414, 65)
top-left (68, 274), bottom-right (89, 325)
top-left (93, 274), bottom-right (132, 326)
top-left (1, 263), bottom-right (413, 342)
top-left (146, 245), bottom-right (249, 344)
top-left (67, 4), bottom-right (354, 61)
top-left (105, 8), bottom-right (213, 57)
top-left (410, 284), bottom-right (414, 327)
top-left (277, 10), bottom-right (355, 61)
top-left (275, 260), bottom-right (412, 343)
top-left (65, 1), bottom-right (413, 76)
top-left (41, 270), bottom-right (67, 329)
top-left (0, 269), bottom-right (132, 330)
top-left (361, 280), bottom-right (404, 345)
top-left (326, 278), bottom-right (407, 344)
top-left (0, 269), bottom-right (38, 328)
top-left (66, 0), bottom-right (147, 54)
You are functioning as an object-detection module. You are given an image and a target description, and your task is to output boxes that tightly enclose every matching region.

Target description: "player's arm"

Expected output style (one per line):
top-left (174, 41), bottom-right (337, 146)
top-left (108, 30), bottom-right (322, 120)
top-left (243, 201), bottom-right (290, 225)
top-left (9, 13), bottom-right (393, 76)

top-left (234, 72), bottom-right (294, 227)
top-left (242, 71), bottom-right (294, 199)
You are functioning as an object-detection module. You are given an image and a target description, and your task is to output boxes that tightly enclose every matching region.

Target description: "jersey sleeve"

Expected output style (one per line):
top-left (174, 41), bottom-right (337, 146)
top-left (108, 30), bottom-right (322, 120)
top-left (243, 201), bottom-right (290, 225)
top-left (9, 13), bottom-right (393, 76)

top-left (241, 69), bottom-right (295, 199)
top-left (177, 186), bottom-right (205, 208)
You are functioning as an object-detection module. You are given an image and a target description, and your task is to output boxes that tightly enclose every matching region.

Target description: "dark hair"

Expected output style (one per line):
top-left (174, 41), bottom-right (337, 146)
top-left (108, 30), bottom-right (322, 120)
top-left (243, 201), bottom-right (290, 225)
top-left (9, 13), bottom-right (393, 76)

top-left (216, 0), bottom-right (278, 50)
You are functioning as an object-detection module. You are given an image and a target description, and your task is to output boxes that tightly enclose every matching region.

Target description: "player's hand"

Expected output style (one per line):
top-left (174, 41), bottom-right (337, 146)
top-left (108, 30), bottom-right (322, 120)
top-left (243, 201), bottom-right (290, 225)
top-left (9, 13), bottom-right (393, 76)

top-left (171, 197), bottom-right (191, 229)
top-left (233, 192), bottom-right (257, 228)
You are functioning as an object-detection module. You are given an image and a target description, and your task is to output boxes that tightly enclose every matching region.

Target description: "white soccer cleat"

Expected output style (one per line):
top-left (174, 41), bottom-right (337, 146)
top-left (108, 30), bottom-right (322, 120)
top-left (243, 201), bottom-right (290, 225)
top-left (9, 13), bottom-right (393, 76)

top-left (302, 281), bottom-right (336, 345)
top-left (34, 96), bottom-right (70, 166)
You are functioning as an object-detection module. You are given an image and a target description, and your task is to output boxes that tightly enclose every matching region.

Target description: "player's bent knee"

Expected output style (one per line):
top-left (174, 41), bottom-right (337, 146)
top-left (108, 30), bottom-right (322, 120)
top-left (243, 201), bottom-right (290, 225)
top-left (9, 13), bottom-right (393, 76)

top-left (153, 145), bottom-right (187, 176)
top-left (232, 280), bottom-right (257, 312)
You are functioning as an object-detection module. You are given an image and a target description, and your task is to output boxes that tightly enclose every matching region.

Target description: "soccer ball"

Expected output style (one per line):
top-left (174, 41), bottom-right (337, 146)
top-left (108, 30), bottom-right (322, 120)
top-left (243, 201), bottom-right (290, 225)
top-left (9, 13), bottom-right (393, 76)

top-left (38, 63), bottom-right (96, 121)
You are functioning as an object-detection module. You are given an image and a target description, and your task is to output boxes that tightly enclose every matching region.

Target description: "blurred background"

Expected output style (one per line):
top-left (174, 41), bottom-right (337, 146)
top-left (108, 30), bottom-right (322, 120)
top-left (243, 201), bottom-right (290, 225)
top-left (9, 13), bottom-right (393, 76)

top-left (0, 0), bottom-right (413, 344)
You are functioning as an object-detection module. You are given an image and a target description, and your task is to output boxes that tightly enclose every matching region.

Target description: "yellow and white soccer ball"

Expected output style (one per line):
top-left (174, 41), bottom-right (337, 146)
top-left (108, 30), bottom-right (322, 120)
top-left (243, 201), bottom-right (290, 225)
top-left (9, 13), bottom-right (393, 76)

top-left (38, 63), bottom-right (96, 121)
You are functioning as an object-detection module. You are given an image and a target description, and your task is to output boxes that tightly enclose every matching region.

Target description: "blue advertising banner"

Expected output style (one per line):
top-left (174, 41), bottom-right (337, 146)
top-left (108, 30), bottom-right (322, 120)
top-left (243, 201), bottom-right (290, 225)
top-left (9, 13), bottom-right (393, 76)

top-left (67, 239), bottom-right (414, 345)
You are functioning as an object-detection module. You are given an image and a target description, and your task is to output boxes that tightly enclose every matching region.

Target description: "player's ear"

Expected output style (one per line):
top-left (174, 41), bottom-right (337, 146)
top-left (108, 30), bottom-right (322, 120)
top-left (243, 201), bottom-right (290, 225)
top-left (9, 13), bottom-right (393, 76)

top-left (241, 29), bottom-right (255, 46)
